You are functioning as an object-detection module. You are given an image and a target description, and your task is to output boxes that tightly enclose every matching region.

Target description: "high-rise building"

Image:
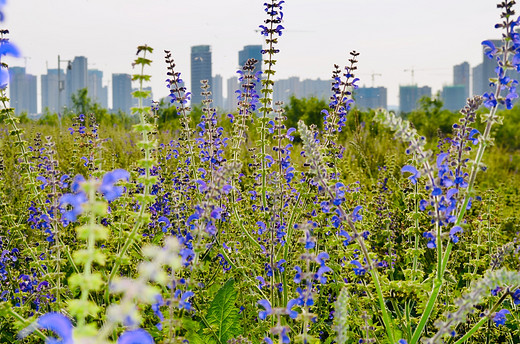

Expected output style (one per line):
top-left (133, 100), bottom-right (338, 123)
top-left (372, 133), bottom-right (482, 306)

top-left (238, 45), bottom-right (263, 97)
top-left (273, 76), bottom-right (301, 104)
top-left (442, 85), bottom-right (466, 111)
top-left (301, 78), bottom-right (330, 100)
top-left (41, 68), bottom-right (66, 114)
top-left (212, 74), bottom-right (223, 109)
top-left (191, 45), bottom-right (212, 106)
top-left (453, 61), bottom-right (470, 99)
top-left (112, 73), bottom-right (132, 114)
top-left (399, 85), bottom-right (431, 113)
top-left (8, 67), bottom-right (37, 116)
top-left (355, 87), bottom-right (388, 110)
top-left (472, 63), bottom-right (483, 97)
top-left (66, 56), bottom-right (88, 107)
top-left (226, 76), bottom-right (239, 111)
top-left (88, 69), bottom-right (108, 108)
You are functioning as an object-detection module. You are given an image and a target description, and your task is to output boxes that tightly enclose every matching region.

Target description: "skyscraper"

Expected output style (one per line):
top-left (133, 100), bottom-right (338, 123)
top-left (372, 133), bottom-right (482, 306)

top-left (273, 77), bottom-right (301, 104)
top-left (238, 45), bottom-right (263, 98)
top-left (41, 68), bottom-right (66, 114)
top-left (472, 63), bottom-right (483, 97)
top-left (191, 45), bottom-right (212, 106)
top-left (88, 69), bottom-right (108, 108)
top-left (355, 87), bottom-right (388, 110)
top-left (66, 56), bottom-right (88, 107)
top-left (212, 74), bottom-right (223, 109)
top-left (112, 73), bottom-right (132, 114)
top-left (226, 76), bottom-right (239, 111)
top-left (453, 61), bottom-right (470, 99)
top-left (442, 85), bottom-right (466, 111)
top-left (8, 67), bottom-right (37, 116)
top-left (399, 85), bottom-right (431, 113)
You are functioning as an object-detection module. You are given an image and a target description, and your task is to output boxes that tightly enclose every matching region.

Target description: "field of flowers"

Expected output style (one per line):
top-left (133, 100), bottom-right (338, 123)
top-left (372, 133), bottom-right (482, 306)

top-left (1, 1), bottom-right (520, 343)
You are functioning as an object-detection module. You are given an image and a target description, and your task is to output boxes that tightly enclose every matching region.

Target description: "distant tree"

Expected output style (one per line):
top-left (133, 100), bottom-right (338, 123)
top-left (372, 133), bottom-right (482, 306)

top-left (406, 95), bottom-right (458, 141)
top-left (284, 95), bottom-right (328, 131)
top-left (70, 88), bottom-right (93, 115)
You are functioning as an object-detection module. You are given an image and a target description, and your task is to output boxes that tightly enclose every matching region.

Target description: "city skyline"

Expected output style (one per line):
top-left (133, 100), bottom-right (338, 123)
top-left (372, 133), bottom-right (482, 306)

top-left (6, 42), bottom-right (497, 115)
top-left (1, 0), bottom-right (505, 107)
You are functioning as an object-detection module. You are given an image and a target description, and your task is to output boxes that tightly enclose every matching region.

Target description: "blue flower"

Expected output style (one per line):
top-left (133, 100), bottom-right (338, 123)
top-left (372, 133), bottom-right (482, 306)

top-left (449, 226), bottom-right (463, 244)
top-left (482, 40), bottom-right (497, 59)
top-left (401, 165), bottom-right (421, 184)
top-left (512, 289), bottom-right (520, 305)
top-left (117, 329), bottom-right (154, 344)
top-left (286, 298), bottom-right (299, 319)
top-left (178, 290), bottom-right (194, 310)
top-left (350, 260), bottom-right (366, 276)
top-left (100, 169), bottom-right (130, 202)
top-left (280, 327), bottom-right (290, 343)
top-left (294, 266), bottom-right (302, 283)
top-left (0, 40), bottom-right (20, 89)
top-left (493, 309), bottom-right (510, 327)
top-left (19, 312), bottom-right (73, 344)
top-left (257, 221), bottom-right (267, 235)
top-left (258, 299), bottom-right (272, 320)
top-left (397, 340), bottom-right (408, 344)
top-left (468, 129), bottom-right (480, 145)
top-left (59, 192), bottom-right (88, 223)
top-left (351, 205), bottom-right (363, 222)
top-left (423, 231), bottom-right (436, 249)
top-left (483, 92), bottom-right (498, 109)
top-left (0, 41), bottom-right (21, 86)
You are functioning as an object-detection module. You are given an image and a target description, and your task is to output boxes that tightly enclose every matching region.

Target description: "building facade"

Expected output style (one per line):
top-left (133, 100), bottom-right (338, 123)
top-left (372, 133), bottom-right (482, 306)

top-left (191, 45), bottom-right (212, 106)
top-left (355, 87), bottom-right (388, 110)
top-left (453, 61), bottom-right (470, 99)
top-left (112, 73), bottom-right (132, 114)
top-left (8, 67), bottom-right (37, 116)
top-left (399, 85), bottom-right (432, 113)
top-left (41, 68), bottom-right (66, 114)
top-left (66, 56), bottom-right (88, 108)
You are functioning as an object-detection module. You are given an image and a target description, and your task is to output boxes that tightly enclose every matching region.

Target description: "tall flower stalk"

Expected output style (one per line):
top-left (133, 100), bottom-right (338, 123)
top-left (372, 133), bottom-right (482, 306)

top-left (107, 45), bottom-right (157, 301)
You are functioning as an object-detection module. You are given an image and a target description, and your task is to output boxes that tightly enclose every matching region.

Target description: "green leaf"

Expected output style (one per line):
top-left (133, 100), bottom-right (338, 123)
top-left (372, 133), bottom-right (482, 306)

top-left (203, 279), bottom-right (242, 344)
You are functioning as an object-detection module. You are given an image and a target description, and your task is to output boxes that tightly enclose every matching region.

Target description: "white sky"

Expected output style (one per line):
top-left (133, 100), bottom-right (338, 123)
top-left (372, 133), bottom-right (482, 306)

top-left (3, 0), bottom-right (504, 108)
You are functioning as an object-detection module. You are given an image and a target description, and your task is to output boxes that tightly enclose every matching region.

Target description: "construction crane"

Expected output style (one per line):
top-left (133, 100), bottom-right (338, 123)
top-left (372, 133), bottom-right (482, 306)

top-left (371, 73), bottom-right (382, 87)
top-left (404, 68), bottom-right (415, 85)
top-left (404, 67), bottom-right (449, 85)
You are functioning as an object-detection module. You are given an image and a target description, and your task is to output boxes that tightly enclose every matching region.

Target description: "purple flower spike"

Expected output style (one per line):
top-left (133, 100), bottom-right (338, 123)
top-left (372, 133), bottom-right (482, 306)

top-left (117, 329), bottom-right (155, 344)
top-left (100, 169), bottom-right (130, 202)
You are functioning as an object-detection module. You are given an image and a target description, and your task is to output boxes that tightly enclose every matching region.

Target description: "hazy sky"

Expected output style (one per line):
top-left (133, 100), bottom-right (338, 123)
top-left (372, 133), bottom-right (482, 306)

top-left (2, 0), bottom-right (505, 107)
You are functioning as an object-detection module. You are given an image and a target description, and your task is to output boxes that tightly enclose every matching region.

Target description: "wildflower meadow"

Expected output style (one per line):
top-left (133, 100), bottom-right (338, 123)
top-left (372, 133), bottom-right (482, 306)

top-left (1, 1), bottom-right (520, 343)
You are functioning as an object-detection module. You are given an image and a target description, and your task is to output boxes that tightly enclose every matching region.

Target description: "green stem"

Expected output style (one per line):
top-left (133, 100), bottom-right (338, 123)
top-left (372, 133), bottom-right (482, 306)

top-left (453, 290), bottom-right (510, 344)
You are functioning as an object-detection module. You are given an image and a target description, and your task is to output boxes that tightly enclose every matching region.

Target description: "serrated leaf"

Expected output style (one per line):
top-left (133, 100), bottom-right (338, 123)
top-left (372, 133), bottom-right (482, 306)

top-left (203, 279), bottom-right (242, 343)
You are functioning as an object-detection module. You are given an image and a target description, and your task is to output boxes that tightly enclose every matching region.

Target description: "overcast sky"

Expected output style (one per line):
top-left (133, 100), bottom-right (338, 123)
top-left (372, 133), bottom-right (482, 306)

top-left (2, 0), bottom-right (504, 107)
